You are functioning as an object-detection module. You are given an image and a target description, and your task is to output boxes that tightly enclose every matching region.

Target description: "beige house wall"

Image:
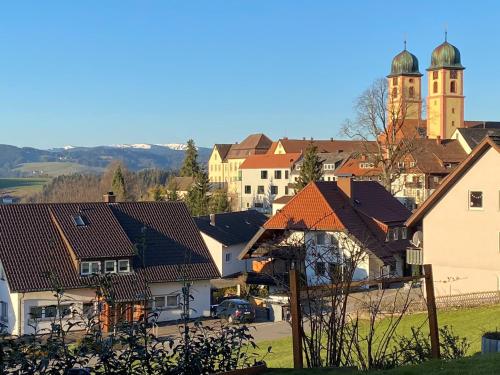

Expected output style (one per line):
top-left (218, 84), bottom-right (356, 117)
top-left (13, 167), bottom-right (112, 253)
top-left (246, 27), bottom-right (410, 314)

top-left (422, 147), bottom-right (500, 296)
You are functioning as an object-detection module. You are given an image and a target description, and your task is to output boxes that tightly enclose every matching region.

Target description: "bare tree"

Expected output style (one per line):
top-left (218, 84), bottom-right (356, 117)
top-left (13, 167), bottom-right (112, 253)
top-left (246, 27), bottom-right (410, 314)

top-left (341, 78), bottom-right (424, 192)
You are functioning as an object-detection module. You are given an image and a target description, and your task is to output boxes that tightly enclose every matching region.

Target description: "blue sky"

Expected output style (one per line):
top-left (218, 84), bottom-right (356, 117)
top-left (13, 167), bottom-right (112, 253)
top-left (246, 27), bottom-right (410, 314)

top-left (1, 1), bottom-right (499, 148)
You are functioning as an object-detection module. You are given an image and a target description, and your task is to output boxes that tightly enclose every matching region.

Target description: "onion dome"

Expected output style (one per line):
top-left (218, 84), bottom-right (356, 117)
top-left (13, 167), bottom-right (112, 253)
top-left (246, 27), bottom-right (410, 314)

top-left (388, 48), bottom-right (422, 77)
top-left (428, 40), bottom-right (464, 70)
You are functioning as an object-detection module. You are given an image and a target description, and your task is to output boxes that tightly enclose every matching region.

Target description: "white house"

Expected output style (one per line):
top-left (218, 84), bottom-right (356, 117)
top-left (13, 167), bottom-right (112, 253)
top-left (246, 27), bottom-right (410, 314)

top-left (238, 153), bottom-right (301, 213)
top-left (194, 210), bottom-right (268, 278)
top-left (406, 136), bottom-right (500, 296)
top-left (0, 195), bottom-right (219, 335)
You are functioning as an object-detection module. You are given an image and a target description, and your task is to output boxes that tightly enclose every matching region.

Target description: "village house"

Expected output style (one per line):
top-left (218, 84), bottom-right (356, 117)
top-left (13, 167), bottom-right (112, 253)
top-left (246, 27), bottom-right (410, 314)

top-left (0, 193), bottom-right (220, 335)
top-left (194, 210), bottom-right (267, 279)
top-left (452, 124), bottom-right (500, 154)
top-left (239, 178), bottom-right (411, 288)
top-left (406, 135), bottom-right (500, 296)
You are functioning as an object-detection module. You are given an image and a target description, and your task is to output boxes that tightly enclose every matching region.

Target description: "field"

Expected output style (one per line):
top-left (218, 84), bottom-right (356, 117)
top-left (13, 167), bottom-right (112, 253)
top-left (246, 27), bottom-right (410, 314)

top-left (256, 305), bottom-right (500, 369)
top-left (0, 177), bottom-right (50, 198)
top-left (13, 162), bottom-right (103, 177)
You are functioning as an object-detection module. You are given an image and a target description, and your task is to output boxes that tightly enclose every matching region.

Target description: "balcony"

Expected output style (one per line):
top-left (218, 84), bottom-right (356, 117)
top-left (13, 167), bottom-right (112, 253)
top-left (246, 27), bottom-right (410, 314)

top-left (406, 247), bottom-right (423, 265)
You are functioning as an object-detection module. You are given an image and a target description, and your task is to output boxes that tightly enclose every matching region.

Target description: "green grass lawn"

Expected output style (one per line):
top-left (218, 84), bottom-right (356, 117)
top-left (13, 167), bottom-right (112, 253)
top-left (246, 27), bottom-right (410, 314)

top-left (13, 162), bottom-right (103, 177)
top-left (0, 177), bottom-right (50, 198)
top-left (256, 305), bottom-right (500, 369)
top-left (268, 353), bottom-right (500, 374)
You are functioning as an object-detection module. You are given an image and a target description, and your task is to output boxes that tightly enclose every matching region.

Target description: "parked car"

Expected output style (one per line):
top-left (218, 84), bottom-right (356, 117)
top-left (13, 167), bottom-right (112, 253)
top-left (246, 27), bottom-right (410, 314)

top-left (215, 299), bottom-right (255, 323)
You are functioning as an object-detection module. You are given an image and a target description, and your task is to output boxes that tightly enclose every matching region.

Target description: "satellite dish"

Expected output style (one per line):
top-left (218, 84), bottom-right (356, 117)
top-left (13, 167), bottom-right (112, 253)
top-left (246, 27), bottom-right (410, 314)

top-left (411, 230), bottom-right (423, 248)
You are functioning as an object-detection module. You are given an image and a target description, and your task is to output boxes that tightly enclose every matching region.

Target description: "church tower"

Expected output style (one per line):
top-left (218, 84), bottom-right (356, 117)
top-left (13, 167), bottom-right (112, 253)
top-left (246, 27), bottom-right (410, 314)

top-left (426, 36), bottom-right (465, 139)
top-left (387, 43), bottom-right (423, 137)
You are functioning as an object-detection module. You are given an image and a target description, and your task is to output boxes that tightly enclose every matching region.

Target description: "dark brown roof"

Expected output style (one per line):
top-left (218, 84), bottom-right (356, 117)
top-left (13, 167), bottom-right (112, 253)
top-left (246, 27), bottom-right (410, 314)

top-left (0, 201), bottom-right (220, 294)
top-left (278, 139), bottom-right (377, 154)
top-left (170, 176), bottom-right (195, 191)
top-left (214, 144), bottom-right (233, 160)
top-left (226, 134), bottom-right (273, 159)
top-left (272, 195), bottom-right (293, 205)
top-left (410, 139), bottom-right (467, 174)
top-left (407, 136), bottom-right (500, 227)
top-left (455, 128), bottom-right (500, 150)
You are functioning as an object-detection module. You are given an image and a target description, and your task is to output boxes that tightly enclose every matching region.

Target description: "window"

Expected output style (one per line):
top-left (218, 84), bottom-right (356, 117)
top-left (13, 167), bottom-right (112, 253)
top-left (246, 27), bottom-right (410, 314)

top-left (433, 81), bottom-right (438, 93)
top-left (409, 78), bottom-right (414, 83)
top-left (225, 253), bottom-right (231, 262)
top-left (81, 261), bottom-right (100, 276)
top-left (328, 263), bottom-right (342, 280)
top-left (118, 259), bottom-right (130, 273)
top-left (450, 81), bottom-right (456, 93)
top-left (44, 305), bottom-right (57, 319)
top-left (260, 170), bottom-right (268, 179)
top-left (244, 185), bottom-right (251, 194)
top-left (285, 186), bottom-right (289, 195)
top-left (452, 121), bottom-right (455, 127)
top-left (30, 306), bottom-right (43, 319)
top-left (315, 261), bottom-right (326, 276)
top-left (270, 186), bottom-right (278, 195)
top-left (0, 301), bottom-right (7, 322)
top-left (257, 186), bottom-right (264, 195)
top-left (450, 70), bottom-right (458, 79)
top-left (392, 228), bottom-right (399, 241)
top-left (433, 71), bottom-right (438, 79)
top-left (452, 107), bottom-right (455, 114)
top-left (166, 295), bottom-right (179, 308)
top-left (469, 191), bottom-right (483, 209)
top-left (401, 227), bottom-right (408, 240)
top-left (104, 260), bottom-right (116, 273)
top-left (285, 170), bottom-right (289, 179)
top-left (72, 215), bottom-right (86, 227)
top-left (409, 86), bottom-right (415, 98)
top-left (392, 77), bottom-right (397, 86)
top-left (392, 87), bottom-right (398, 98)
top-left (410, 161), bottom-right (416, 168)
top-left (58, 304), bottom-right (72, 318)
top-left (254, 202), bottom-right (263, 208)
top-left (274, 170), bottom-right (282, 179)
top-left (315, 232), bottom-right (326, 245)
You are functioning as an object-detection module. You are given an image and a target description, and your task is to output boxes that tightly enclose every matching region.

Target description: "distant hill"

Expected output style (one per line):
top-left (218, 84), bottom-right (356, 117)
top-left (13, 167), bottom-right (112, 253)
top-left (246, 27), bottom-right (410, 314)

top-left (0, 143), bottom-right (211, 177)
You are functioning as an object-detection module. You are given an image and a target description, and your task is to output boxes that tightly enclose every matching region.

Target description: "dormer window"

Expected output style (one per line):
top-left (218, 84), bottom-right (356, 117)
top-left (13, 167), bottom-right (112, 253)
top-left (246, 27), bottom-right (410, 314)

top-left (104, 260), bottom-right (117, 273)
top-left (81, 261), bottom-right (100, 276)
top-left (118, 259), bottom-right (130, 273)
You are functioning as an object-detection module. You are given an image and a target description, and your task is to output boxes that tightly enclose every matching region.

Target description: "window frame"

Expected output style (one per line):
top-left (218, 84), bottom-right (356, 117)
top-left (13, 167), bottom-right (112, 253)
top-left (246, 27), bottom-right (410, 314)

top-left (225, 252), bottom-right (232, 263)
top-left (244, 185), bottom-right (251, 194)
top-left (104, 260), bottom-right (117, 274)
top-left (468, 190), bottom-right (484, 210)
top-left (270, 185), bottom-right (278, 195)
top-left (274, 170), bottom-right (282, 179)
top-left (260, 170), bottom-right (268, 179)
top-left (118, 259), bottom-right (131, 273)
top-left (257, 185), bottom-right (265, 195)
top-left (81, 261), bottom-right (100, 276)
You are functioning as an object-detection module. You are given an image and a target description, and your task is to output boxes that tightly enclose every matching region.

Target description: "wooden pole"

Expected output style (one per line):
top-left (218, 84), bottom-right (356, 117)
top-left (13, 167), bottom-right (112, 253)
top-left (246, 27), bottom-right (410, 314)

top-left (423, 264), bottom-right (440, 359)
top-left (289, 268), bottom-right (303, 369)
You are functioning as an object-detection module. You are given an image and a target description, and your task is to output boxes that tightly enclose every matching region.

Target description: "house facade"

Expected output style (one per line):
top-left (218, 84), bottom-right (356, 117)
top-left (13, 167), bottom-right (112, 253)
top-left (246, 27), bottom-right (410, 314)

top-left (194, 210), bottom-right (267, 278)
top-left (240, 179), bottom-right (411, 288)
top-left (406, 136), bottom-right (500, 296)
top-left (0, 195), bottom-right (219, 335)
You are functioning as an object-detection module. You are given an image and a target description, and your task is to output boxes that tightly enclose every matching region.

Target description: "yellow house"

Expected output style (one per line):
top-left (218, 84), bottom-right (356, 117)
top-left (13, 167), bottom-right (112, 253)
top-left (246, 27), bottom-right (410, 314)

top-left (208, 134), bottom-right (273, 198)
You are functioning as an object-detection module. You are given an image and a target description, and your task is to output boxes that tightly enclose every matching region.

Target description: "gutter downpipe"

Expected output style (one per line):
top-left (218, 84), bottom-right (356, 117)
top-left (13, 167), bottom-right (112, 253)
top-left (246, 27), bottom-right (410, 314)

top-left (18, 292), bottom-right (25, 336)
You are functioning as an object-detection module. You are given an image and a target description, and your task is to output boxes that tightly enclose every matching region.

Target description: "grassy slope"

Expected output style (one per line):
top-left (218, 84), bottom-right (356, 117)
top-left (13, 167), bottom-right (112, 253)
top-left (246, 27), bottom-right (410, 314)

top-left (269, 353), bottom-right (500, 374)
top-left (256, 305), bottom-right (500, 369)
top-left (0, 178), bottom-right (49, 198)
top-left (13, 162), bottom-right (103, 177)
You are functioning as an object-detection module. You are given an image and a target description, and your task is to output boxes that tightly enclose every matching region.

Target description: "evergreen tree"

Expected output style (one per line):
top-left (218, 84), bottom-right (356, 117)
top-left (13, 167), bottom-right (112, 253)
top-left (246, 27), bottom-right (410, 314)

top-left (209, 190), bottom-right (231, 214)
top-left (180, 139), bottom-right (200, 177)
top-left (185, 170), bottom-right (210, 216)
top-left (111, 165), bottom-right (127, 201)
top-left (295, 143), bottom-right (323, 192)
top-left (150, 185), bottom-right (163, 201)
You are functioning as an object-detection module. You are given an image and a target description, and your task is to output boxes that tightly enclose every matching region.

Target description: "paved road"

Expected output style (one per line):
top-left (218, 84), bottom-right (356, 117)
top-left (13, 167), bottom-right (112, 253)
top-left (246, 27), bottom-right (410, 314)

top-left (155, 319), bottom-right (292, 343)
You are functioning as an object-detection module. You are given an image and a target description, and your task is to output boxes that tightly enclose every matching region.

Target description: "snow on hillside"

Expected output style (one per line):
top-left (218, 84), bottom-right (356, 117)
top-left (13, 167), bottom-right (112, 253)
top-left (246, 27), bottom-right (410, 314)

top-left (112, 143), bottom-right (192, 151)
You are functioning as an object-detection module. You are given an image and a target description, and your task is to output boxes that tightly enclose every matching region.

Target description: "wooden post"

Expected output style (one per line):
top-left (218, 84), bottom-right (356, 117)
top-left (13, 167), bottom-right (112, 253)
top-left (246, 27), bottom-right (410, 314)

top-left (423, 264), bottom-right (440, 359)
top-left (289, 269), bottom-right (303, 369)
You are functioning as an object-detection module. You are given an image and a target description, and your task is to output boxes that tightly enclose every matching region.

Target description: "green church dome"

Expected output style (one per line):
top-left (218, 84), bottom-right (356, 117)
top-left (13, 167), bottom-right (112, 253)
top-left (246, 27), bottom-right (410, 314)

top-left (388, 49), bottom-right (422, 77)
top-left (428, 41), bottom-right (464, 70)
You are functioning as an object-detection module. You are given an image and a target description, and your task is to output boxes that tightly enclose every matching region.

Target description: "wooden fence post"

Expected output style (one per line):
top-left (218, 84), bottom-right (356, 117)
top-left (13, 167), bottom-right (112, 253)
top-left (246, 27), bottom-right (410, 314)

top-left (423, 264), bottom-right (440, 359)
top-left (289, 269), bottom-right (303, 369)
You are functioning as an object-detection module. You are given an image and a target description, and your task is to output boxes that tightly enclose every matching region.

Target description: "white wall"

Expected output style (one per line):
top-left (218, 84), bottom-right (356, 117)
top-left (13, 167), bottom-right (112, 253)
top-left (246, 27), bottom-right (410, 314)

top-left (239, 168), bottom-right (293, 212)
top-left (0, 262), bottom-right (16, 334)
top-left (149, 280), bottom-right (211, 321)
top-left (423, 147), bottom-right (500, 296)
top-left (200, 232), bottom-right (250, 277)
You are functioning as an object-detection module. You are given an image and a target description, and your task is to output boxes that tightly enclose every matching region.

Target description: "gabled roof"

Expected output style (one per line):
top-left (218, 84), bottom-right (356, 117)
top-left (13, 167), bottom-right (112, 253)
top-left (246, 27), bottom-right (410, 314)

top-left (214, 144), bottom-right (233, 161)
top-left (455, 128), bottom-right (500, 151)
top-left (464, 121), bottom-right (500, 129)
top-left (334, 156), bottom-right (382, 177)
top-left (226, 134), bottom-right (273, 159)
top-left (406, 136), bottom-right (500, 227)
top-left (194, 210), bottom-right (268, 247)
top-left (277, 139), bottom-right (377, 154)
top-left (0, 201), bottom-right (220, 294)
top-left (272, 195), bottom-right (293, 205)
top-left (410, 139), bottom-right (467, 174)
top-left (239, 153), bottom-right (301, 169)
top-left (256, 181), bottom-right (410, 262)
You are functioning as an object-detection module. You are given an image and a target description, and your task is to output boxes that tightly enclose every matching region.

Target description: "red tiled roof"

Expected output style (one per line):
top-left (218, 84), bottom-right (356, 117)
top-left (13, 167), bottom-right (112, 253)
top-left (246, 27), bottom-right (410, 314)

top-left (278, 139), bottom-right (377, 154)
top-left (334, 157), bottom-right (382, 177)
top-left (240, 153), bottom-right (301, 169)
top-left (226, 134), bottom-right (273, 159)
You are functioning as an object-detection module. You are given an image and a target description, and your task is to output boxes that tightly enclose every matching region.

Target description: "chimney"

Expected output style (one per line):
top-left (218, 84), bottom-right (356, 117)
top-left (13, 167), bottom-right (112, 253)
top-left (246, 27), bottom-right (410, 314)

top-left (436, 135), bottom-right (441, 145)
top-left (337, 175), bottom-right (353, 199)
top-left (330, 137), bottom-right (333, 141)
top-left (210, 213), bottom-right (216, 226)
top-left (103, 191), bottom-right (116, 203)
top-left (302, 137), bottom-right (306, 140)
